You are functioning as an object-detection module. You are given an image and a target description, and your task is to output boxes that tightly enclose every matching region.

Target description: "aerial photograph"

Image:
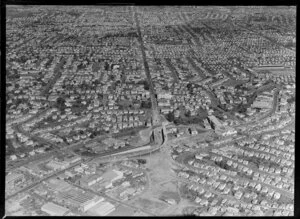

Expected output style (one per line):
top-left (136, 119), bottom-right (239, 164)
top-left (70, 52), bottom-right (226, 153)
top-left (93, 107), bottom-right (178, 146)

top-left (5, 5), bottom-right (295, 216)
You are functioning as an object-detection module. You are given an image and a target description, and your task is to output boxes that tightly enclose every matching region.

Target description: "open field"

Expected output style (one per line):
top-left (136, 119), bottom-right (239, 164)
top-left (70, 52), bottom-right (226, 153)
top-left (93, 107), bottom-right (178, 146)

top-left (127, 146), bottom-right (196, 215)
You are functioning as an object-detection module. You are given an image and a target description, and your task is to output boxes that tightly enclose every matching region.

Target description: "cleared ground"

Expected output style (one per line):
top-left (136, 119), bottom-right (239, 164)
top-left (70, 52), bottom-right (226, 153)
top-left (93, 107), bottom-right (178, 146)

top-left (126, 144), bottom-right (196, 215)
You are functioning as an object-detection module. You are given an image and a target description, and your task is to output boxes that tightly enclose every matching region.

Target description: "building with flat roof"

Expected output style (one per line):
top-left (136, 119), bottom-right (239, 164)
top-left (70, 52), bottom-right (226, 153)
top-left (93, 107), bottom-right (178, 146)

top-left (41, 202), bottom-right (70, 216)
top-left (207, 115), bottom-right (223, 129)
top-left (101, 169), bottom-right (124, 188)
top-left (80, 196), bottom-right (104, 212)
top-left (252, 101), bottom-right (272, 109)
top-left (46, 159), bottom-right (70, 170)
top-left (57, 189), bottom-right (99, 210)
top-left (64, 154), bottom-right (81, 163)
top-left (87, 201), bottom-right (115, 216)
top-left (120, 187), bottom-right (136, 199)
top-left (79, 174), bottom-right (103, 187)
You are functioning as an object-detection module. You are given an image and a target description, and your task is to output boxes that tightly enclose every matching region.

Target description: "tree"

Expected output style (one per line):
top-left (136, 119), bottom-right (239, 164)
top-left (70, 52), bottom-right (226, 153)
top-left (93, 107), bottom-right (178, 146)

top-left (109, 75), bottom-right (115, 81)
top-left (141, 100), bottom-right (151, 109)
top-left (137, 159), bottom-right (146, 164)
top-left (56, 97), bottom-right (66, 111)
top-left (57, 97), bottom-right (65, 104)
top-left (143, 82), bottom-right (149, 90)
top-left (185, 110), bottom-right (191, 117)
top-left (137, 80), bottom-right (150, 90)
top-left (287, 96), bottom-right (295, 103)
top-left (162, 85), bottom-right (169, 91)
top-left (166, 111), bottom-right (175, 122)
top-left (186, 83), bottom-right (193, 90)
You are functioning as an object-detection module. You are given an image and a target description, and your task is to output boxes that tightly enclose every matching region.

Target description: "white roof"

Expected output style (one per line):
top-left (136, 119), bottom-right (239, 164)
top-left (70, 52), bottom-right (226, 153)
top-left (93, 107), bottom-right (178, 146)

top-left (41, 202), bottom-right (69, 216)
top-left (87, 202), bottom-right (115, 216)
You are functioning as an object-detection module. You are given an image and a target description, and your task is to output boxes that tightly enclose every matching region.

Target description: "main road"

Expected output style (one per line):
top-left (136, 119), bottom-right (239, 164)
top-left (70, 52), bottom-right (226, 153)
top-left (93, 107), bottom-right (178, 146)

top-left (6, 124), bottom-right (169, 201)
top-left (132, 7), bottom-right (160, 126)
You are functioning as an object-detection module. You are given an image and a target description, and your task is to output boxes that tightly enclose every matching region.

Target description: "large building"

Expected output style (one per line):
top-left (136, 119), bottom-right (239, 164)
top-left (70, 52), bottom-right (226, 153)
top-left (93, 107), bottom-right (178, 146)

top-left (207, 115), bottom-right (223, 129)
top-left (215, 125), bottom-right (237, 137)
top-left (87, 201), bottom-right (116, 216)
top-left (46, 159), bottom-right (70, 170)
top-left (57, 189), bottom-right (99, 209)
top-left (252, 101), bottom-right (273, 109)
top-left (80, 196), bottom-right (104, 212)
top-left (79, 174), bottom-right (103, 187)
top-left (157, 92), bottom-right (173, 99)
top-left (101, 169), bottom-right (124, 188)
top-left (41, 202), bottom-right (70, 216)
top-left (207, 115), bottom-right (237, 136)
top-left (252, 93), bottom-right (273, 109)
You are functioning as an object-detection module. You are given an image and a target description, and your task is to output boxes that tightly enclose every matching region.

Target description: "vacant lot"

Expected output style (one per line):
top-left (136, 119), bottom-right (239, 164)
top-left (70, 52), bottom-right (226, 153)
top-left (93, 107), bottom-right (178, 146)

top-left (126, 147), bottom-right (196, 215)
top-left (129, 198), bottom-right (168, 215)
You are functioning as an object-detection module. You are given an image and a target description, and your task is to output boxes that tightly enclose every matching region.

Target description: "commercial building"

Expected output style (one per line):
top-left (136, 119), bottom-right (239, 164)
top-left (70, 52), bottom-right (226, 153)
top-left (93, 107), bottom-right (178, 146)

top-left (252, 101), bottom-right (272, 109)
top-left (46, 159), bottom-right (70, 170)
top-left (80, 196), bottom-right (104, 212)
top-left (79, 174), bottom-right (103, 187)
top-left (120, 187), bottom-right (136, 199)
top-left (207, 115), bottom-right (223, 129)
top-left (157, 92), bottom-right (173, 99)
top-left (57, 189), bottom-right (98, 209)
top-left (64, 154), bottom-right (81, 163)
top-left (215, 126), bottom-right (237, 137)
top-left (101, 169), bottom-right (124, 188)
top-left (87, 201), bottom-right (116, 216)
top-left (41, 202), bottom-right (70, 216)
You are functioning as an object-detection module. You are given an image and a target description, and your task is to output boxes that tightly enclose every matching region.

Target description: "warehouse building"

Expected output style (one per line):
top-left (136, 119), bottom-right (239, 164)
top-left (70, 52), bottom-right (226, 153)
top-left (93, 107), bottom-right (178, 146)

top-left (46, 159), bottom-right (70, 170)
top-left (79, 174), bottom-right (103, 187)
top-left (57, 189), bottom-right (97, 209)
top-left (207, 115), bottom-right (223, 129)
top-left (41, 202), bottom-right (70, 216)
top-left (87, 201), bottom-right (116, 216)
top-left (80, 196), bottom-right (105, 212)
top-left (101, 169), bottom-right (124, 189)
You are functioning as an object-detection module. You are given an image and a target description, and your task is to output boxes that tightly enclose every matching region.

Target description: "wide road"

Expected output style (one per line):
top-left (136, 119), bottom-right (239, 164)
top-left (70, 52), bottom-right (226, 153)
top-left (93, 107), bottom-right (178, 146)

top-left (133, 7), bottom-right (160, 126)
top-left (6, 142), bottom-right (146, 200)
top-left (8, 121), bottom-right (112, 171)
top-left (6, 151), bottom-right (57, 172)
top-left (5, 160), bottom-right (83, 200)
top-left (6, 125), bottom-right (169, 201)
